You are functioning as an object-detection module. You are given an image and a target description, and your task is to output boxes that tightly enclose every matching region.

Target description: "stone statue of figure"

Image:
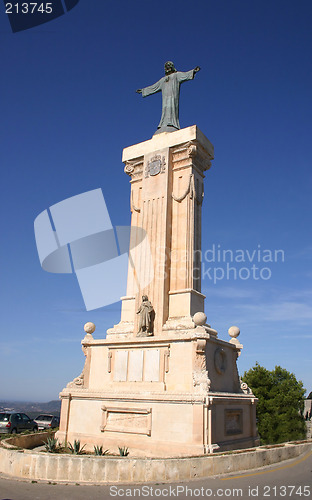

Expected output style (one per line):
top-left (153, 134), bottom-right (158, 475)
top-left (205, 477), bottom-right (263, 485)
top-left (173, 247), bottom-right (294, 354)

top-left (136, 61), bottom-right (201, 135)
top-left (137, 295), bottom-right (155, 336)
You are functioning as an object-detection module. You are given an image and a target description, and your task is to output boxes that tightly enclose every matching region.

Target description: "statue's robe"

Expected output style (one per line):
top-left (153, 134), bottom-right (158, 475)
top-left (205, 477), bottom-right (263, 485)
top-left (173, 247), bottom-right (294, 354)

top-left (142, 69), bottom-right (196, 133)
top-left (137, 301), bottom-right (154, 333)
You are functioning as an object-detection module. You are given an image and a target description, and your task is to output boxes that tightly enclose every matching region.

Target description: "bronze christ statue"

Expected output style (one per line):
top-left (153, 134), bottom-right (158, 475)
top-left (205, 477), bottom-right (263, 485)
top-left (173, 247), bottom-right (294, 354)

top-left (136, 61), bottom-right (200, 135)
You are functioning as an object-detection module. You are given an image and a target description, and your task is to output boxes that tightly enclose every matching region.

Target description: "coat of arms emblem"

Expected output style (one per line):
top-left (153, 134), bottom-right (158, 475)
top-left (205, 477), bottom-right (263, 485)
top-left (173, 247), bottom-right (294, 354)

top-left (145, 155), bottom-right (166, 178)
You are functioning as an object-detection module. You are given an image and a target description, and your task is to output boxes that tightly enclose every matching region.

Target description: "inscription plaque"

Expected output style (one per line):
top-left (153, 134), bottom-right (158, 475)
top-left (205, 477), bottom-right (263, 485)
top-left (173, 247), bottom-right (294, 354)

top-left (101, 406), bottom-right (152, 436)
top-left (144, 349), bottom-right (160, 382)
top-left (225, 409), bottom-right (243, 435)
top-left (113, 350), bottom-right (128, 381)
top-left (128, 350), bottom-right (144, 381)
top-left (112, 348), bottom-right (162, 382)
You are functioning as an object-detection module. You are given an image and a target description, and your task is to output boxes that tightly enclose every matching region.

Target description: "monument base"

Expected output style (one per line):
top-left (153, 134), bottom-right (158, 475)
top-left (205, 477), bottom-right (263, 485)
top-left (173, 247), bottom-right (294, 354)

top-left (57, 329), bottom-right (259, 457)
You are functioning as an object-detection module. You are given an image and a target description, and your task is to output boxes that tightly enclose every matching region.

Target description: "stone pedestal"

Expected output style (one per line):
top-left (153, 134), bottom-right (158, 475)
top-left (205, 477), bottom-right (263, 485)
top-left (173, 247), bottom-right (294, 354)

top-left (57, 329), bottom-right (259, 456)
top-left (57, 126), bottom-right (259, 457)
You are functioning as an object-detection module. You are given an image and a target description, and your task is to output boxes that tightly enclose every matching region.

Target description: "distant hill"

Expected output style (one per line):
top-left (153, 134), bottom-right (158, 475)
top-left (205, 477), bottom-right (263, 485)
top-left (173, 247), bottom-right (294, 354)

top-left (0, 400), bottom-right (61, 419)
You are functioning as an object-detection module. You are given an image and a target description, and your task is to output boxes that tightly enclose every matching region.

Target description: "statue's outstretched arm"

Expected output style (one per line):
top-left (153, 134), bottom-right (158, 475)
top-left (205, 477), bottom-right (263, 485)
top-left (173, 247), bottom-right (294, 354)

top-left (140, 78), bottom-right (162, 97)
top-left (177, 68), bottom-right (201, 83)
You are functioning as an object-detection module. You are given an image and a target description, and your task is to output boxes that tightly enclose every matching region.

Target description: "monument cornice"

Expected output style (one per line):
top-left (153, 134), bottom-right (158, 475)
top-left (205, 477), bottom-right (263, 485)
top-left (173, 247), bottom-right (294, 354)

top-left (58, 390), bottom-right (210, 404)
top-left (58, 390), bottom-right (255, 404)
top-left (122, 125), bottom-right (214, 163)
top-left (81, 334), bottom-right (237, 351)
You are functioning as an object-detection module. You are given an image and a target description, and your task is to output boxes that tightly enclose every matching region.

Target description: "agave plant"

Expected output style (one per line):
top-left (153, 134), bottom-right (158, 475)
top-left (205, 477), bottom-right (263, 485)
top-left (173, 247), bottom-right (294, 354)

top-left (67, 440), bottom-right (86, 455)
top-left (94, 445), bottom-right (109, 456)
top-left (118, 446), bottom-right (129, 457)
top-left (44, 437), bottom-right (58, 453)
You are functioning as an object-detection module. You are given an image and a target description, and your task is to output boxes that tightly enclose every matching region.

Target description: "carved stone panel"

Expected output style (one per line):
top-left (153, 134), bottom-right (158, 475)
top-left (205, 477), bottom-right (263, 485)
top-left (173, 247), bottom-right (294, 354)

top-left (214, 347), bottom-right (227, 375)
top-left (225, 409), bottom-right (243, 436)
top-left (144, 349), bottom-right (160, 382)
top-left (128, 350), bottom-right (144, 382)
top-left (193, 339), bottom-right (211, 393)
top-left (111, 347), bottom-right (165, 383)
top-left (113, 350), bottom-right (128, 381)
top-left (101, 406), bottom-right (152, 436)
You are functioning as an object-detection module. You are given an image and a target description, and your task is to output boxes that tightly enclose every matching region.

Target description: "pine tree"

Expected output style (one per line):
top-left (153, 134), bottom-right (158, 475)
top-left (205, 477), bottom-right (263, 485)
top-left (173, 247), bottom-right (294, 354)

top-left (242, 363), bottom-right (306, 444)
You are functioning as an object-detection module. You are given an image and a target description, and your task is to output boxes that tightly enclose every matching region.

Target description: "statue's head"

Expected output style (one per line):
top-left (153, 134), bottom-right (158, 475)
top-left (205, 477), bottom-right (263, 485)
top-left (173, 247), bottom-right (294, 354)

top-left (142, 295), bottom-right (148, 301)
top-left (164, 61), bottom-right (176, 75)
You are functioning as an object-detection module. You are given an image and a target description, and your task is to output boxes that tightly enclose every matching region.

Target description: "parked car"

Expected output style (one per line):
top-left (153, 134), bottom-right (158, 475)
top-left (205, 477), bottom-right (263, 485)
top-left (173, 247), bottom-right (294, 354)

top-left (0, 412), bottom-right (38, 434)
top-left (34, 414), bottom-right (60, 430)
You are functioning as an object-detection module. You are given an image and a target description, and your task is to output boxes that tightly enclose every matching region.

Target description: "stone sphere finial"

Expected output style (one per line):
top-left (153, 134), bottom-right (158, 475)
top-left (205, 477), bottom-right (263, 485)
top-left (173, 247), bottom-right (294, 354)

top-left (193, 312), bottom-right (207, 327)
top-left (228, 326), bottom-right (240, 338)
top-left (84, 322), bottom-right (96, 335)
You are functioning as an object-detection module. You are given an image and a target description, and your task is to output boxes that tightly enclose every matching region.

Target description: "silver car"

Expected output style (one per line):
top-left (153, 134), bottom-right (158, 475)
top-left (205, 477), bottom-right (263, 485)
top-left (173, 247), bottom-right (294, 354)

top-left (34, 414), bottom-right (60, 430)
top-left (0, 412), bottom-right (38, 434)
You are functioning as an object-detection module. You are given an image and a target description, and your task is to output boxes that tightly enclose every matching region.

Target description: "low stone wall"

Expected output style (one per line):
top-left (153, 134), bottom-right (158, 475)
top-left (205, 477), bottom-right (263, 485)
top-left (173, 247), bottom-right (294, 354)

top-left (0, 438), bottom-right (311, 483)
top-left (2, 431), bottom-right (52, 450)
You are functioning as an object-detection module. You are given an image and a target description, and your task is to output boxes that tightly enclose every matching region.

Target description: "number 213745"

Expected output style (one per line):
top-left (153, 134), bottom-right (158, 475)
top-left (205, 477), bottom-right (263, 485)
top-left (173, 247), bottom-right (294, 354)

top-left (5, 3), bottom-right (53, 14)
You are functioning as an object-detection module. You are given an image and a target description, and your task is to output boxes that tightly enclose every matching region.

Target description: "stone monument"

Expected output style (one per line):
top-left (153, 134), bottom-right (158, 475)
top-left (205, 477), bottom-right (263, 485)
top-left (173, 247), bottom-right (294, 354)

top-left (57, 62), bottom-right (259, 456)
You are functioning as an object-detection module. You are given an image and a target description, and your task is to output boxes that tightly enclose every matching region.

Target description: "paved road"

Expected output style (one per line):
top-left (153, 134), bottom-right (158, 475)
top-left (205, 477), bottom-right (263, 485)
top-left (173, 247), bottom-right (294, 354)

top-left (0, 448), bottom-right (311, 500)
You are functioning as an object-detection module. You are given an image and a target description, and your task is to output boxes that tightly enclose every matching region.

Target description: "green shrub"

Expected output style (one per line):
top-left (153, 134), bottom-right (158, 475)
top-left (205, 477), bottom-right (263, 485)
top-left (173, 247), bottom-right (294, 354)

top-left (44, 437), bottom-right (58, 453)
top-left (118, 446), bottom-right (129, 456)
top-left (67, 440), bottom-right (86, 455)
top-left (93, 445), bottom-right (109, 456)
top-left (243, 363), bottom-right (306, 445)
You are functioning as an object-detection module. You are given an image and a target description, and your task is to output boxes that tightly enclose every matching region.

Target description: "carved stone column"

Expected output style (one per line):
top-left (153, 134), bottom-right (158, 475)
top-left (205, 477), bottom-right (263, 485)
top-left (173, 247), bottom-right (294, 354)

top-left (109, 126), bottom-right (214, 336)
top-left (165, 133), bottom-right (213, 329)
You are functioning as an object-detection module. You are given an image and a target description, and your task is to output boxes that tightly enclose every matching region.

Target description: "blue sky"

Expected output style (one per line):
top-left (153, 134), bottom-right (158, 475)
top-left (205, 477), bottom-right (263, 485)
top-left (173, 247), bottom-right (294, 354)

top-left (0, 0), bottom-right (311, 401)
